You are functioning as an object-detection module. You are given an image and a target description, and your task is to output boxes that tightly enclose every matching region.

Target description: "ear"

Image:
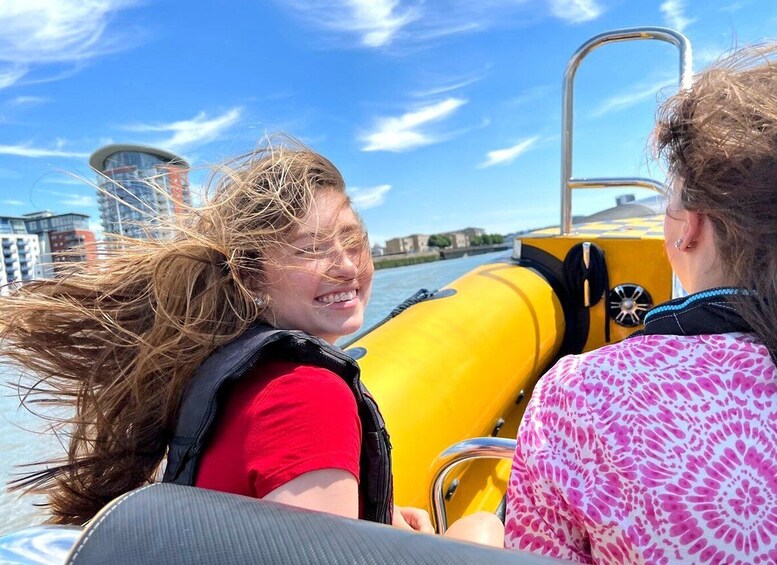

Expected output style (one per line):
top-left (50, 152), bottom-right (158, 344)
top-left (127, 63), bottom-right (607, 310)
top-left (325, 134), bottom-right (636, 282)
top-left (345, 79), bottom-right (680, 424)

top-left (681, 210), bottom-right (704, 250)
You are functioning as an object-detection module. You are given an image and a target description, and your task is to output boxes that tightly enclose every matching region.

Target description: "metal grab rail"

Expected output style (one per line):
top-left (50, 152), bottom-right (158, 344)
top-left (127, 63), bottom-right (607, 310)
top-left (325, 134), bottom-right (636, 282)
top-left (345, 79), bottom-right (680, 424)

top-left (560, 27), bottom-right (693, 235)
top-left (429, 437), bottom-right (517, 534)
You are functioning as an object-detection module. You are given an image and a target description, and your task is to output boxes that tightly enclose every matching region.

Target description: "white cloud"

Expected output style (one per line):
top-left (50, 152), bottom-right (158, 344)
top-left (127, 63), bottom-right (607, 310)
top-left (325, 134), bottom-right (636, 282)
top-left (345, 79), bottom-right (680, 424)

top-left (61, 194), bottom-right (96, 207)
top-left (548, 0), bottom-right (603, 23)
top-left (283, 0), bottom-right (418, 47)
top-left (39, 189), bottom-right (95, 208)
top-left (122, 108), bottom-right (243, 151)
top-left (719, 1), bottom-right (749, 13)
top-left (591, 78), bottom-right (675, 118)
top-left (281, 0), bottom-right (602, 51)
top-left (480, 136), bottom-right (539, 168)
top-left (412, 74), bottom-right (484, 98)
top-left (7, 95), bottom-right (48, 107)
top-left (0, 0), bottom-right (140, 89)
top-left (693, 46), bottom-right (725, 67)
top-left (2, 199), bottom-right (25, 206)
top-left (349, 184), bottom-right (391, 209)
top-left (361, 98), bottom-right (466, 152)
top-left (0, 143), bottom-right (89, 159)
top-left (507, 85), bottom-right (554, 107)
top-left (41, 175), bottom-right (86, 185)
top-left (88, 221), bottom-right (104, 241)
top-left (660, 0), bottom-right (695, 32)
top-left (0, 65), bottom-right (28, 90)
top-left (0, 167), bottom-right (22, 179)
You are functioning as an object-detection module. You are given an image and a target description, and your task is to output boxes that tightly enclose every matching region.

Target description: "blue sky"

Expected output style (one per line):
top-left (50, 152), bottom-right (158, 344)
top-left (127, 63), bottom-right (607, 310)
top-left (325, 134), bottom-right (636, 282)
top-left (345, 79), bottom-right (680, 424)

top-left (0, 0), bottom-right (775, 245)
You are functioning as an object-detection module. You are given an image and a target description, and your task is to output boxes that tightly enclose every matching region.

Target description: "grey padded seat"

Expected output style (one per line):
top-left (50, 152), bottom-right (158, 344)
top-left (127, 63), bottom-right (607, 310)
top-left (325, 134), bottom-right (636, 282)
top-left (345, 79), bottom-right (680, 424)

top-left (64, 483), bottom-right (564, 564)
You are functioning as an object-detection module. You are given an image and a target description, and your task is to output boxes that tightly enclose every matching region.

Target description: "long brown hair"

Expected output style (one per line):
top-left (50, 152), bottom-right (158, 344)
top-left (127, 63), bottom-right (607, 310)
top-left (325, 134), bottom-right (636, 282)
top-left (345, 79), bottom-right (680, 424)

top-left (1, 141), bottom-right (361, 524)
top-left (655, 44), bottom-right (777, 355)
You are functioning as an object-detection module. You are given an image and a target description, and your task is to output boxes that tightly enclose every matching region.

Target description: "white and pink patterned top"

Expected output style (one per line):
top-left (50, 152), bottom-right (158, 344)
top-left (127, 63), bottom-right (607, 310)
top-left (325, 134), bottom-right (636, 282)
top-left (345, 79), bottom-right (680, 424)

top-left (504, 333), bottom-right (777, 564)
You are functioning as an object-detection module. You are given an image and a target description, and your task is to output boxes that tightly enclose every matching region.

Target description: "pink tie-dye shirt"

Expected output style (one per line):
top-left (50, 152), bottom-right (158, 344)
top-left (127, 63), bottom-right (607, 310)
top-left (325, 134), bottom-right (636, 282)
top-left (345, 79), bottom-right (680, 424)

top-left (504, 332), bottom-right (777, 564)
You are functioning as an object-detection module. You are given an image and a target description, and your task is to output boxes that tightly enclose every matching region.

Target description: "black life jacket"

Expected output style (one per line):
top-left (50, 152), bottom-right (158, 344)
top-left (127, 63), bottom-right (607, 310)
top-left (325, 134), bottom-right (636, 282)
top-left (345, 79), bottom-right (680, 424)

top-left (162, 323), bottom-right (394, 524)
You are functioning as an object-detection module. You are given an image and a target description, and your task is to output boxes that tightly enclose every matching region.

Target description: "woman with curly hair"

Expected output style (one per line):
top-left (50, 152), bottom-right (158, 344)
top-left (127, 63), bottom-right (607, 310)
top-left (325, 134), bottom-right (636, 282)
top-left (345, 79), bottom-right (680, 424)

top-left (505, 44), bottom-right (777, 562)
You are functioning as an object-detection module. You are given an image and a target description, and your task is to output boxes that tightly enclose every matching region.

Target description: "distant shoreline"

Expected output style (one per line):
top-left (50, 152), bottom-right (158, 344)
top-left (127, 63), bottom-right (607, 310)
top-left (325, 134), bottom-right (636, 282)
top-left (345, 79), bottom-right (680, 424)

top-left (373, 244), bottom-right (509, 270)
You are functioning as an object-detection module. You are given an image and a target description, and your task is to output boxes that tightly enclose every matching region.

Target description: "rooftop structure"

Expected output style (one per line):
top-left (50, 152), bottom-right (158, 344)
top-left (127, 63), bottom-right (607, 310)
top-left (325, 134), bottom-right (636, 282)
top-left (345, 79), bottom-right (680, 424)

top-left (90, 144), bottom-right (191, 240)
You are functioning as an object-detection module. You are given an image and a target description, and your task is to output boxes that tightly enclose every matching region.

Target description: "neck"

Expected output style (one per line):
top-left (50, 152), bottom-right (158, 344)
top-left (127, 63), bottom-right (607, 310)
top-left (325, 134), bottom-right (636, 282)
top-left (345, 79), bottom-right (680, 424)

top-left (678, 230), bottom-right (733, 293)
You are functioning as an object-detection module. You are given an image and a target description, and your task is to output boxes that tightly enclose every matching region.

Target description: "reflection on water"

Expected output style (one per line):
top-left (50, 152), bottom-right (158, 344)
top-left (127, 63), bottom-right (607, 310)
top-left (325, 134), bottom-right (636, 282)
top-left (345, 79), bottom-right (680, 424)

top-left (0, 250), bottom-right (508, 534)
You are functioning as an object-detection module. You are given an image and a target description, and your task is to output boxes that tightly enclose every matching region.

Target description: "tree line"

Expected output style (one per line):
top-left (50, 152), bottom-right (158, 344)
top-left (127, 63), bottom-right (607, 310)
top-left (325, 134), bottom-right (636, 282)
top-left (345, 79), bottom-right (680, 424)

top-left (427, 233), bottom-right (504, 249)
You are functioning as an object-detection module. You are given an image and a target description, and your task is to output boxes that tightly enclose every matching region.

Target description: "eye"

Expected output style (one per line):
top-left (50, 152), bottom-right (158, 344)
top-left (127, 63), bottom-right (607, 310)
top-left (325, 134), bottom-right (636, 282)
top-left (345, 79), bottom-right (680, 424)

top-left (341, 229), bottom-right (369, 252)
top-left (294, 245), bottom-right (319, 257)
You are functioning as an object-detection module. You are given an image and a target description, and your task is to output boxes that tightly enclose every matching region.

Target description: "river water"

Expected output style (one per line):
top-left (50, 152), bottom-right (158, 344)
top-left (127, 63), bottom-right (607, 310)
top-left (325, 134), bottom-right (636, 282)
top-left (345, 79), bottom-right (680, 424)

top-left (0, 250), bottom-right (508, 534)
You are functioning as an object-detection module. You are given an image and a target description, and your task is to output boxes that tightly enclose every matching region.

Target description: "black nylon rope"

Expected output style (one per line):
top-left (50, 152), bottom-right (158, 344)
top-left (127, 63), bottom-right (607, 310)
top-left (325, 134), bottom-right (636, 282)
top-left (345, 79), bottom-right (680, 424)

top-left (563, 242), bottom-right (611, 342)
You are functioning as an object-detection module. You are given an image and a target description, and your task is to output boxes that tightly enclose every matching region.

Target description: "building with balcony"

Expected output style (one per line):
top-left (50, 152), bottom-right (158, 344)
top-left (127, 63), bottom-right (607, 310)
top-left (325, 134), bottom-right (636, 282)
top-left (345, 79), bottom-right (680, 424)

top-left (90, 144), bottom-right (191, 240)
top-left (0, 217), bottom-right (40, 293)
top-left (23, 211), bottom-right (97, 277)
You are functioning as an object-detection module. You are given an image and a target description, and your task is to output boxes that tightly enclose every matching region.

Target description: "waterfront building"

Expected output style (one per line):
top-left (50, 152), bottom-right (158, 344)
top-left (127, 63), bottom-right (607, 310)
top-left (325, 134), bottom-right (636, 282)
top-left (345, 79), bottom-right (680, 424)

top-left (442, 231), bottom-right (469, 249)
top-left (461, 227), bottom-right (485, 239)
top-left (385, 234), bottom-right (429, 254)
top-left (385, 236), bottom-right (412, 254)
top-left (0, 216), bottom-right (40, 293)
top-left (409, 234), bottom-right (429, 253)
top-left (23, 211), bottom-right (97, 277)
top-left (90, 144), bottom-right (190, 240)
top-left (371, 244), bottom-right (385, 257)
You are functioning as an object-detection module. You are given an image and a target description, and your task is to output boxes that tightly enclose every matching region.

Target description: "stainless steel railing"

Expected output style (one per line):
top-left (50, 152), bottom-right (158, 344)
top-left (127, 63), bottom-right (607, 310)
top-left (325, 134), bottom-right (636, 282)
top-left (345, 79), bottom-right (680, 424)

top-left (560, 27), bottom-right (693, 235)
top-left (429, 437), bottom-right (517, 534)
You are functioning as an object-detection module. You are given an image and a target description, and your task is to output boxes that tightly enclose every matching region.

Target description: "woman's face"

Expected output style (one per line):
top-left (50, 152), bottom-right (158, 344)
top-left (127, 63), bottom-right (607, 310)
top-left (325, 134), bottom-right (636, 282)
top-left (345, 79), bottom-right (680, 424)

top-left (261, 190), bottom-right (373, 343)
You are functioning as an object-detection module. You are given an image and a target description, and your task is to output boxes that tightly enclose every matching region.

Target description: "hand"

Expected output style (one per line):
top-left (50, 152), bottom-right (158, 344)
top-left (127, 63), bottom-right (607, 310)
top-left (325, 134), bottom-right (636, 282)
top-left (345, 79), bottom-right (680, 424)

top-left (392, 505), bottom-right (434, 533)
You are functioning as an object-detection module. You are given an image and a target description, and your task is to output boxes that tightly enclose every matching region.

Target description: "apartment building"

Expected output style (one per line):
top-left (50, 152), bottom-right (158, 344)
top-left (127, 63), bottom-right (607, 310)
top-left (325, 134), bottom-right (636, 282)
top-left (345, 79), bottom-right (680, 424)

top-left (385, 233), bottom-right (430, 254)
top-left (90, 144), bottom-right (190, 240)
top-left (23, 211), bottom-right (97, 277)
top-left (0, 217), bottom-right (40, 293)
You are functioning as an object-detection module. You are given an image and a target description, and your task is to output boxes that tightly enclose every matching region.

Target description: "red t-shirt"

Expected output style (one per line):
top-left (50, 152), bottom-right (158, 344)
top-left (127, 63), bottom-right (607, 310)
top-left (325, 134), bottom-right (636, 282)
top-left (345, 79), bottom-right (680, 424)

top-left (195, 360), bottom-right (361, 498)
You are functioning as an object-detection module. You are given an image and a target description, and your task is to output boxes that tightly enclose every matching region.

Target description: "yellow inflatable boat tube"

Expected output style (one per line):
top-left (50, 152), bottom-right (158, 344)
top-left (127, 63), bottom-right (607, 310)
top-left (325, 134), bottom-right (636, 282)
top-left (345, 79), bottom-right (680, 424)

top-left (351, 259), bottom-right (566, 514)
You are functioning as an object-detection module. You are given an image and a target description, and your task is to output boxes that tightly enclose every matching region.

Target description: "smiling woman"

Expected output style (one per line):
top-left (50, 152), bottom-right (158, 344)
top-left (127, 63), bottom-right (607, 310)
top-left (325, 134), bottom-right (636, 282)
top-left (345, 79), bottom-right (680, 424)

top-left (0, 139), bottom-right (431, 533)
top-left (260, 190), bottom-right (373, 344)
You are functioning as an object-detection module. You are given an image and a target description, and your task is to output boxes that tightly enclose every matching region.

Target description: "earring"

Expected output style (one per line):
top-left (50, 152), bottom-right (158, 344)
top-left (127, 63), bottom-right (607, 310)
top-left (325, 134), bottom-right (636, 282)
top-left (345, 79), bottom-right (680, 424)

top-left (254, 296), bottom-right (265, 307)
top-left (674, 238), bottom-right (684, 249)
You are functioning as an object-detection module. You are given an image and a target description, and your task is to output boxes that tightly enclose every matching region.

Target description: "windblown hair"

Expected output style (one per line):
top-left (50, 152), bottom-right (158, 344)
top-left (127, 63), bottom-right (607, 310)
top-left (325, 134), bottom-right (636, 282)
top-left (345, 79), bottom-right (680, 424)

top-left (0, 141), bottom-right (366, 525)
top-left (655, 43), bottom-right (777, 355)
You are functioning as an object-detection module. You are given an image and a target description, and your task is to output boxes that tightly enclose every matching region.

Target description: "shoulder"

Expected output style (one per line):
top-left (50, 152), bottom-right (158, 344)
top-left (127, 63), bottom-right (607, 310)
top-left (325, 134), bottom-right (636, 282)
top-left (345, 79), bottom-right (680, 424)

top-left (539, 332), bottom-right (775, 412)
top-left (239, 360), bottom-right (356, 413)
top-left (260, 360), bottom-right (352, 391)
top-left (533, 335), bottom-right (690, 411)
top-left (586, 332), bottom-right (774, 376)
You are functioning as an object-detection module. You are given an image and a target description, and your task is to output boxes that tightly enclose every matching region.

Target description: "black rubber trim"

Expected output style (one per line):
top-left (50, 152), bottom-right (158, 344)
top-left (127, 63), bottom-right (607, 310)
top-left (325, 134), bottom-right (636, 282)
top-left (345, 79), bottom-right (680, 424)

top-left (513, 244), bottom-right (590, 356)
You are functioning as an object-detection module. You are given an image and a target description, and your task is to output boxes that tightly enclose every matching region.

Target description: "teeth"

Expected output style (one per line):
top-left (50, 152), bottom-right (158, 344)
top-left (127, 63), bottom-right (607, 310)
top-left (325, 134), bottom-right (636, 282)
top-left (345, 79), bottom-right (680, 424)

top-left (318, 290), bottom-right (357, 304)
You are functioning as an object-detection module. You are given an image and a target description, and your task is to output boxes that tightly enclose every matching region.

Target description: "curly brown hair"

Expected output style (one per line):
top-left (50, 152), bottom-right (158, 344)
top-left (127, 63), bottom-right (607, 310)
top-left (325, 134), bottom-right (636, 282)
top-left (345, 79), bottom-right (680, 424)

top-left (655, 44), bottom-right (777, 355)
top-left (1, 140), bottom-right (369, 525)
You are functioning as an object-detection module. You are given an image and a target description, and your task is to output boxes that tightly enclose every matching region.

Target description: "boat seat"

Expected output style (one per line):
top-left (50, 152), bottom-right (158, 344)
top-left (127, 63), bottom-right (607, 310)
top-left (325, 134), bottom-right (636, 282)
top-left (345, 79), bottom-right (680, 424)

top-left (63, 483), bottom-right (564, 564)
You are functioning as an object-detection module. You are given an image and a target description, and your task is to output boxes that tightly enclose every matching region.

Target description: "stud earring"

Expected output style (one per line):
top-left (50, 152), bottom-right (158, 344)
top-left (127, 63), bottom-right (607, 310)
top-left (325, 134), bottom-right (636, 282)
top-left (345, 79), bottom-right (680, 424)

top-left (674, 238), bottom-right (684, 249)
